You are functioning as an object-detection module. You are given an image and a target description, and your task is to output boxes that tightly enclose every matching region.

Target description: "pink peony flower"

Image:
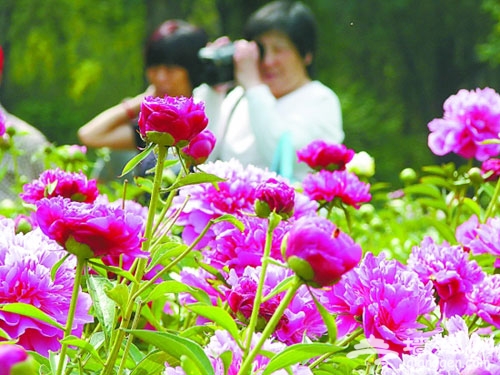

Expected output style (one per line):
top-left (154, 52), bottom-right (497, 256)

top-left (471, 274), bottom-right (500, 329)
top-left (427, 87), bottom-right (500, 161)
top-left (180, 129), bottom-right (216, 167)
top-left (0, 344), bottom-right (26, 371)
top-left (323, 253), bottom-right (436, 355)
top-left (302, 169), bottom-right (372, 208)
top-left (0, 218), bottom-right (93, 357)
top-left (0, 108), bottom-right (6, 137)
top-left (170, 159), bottom-right (317, 248)
top-left (20, 168), bottom-right (99, 204)
top-left (254, 178), bottom-right (295, 219)
top-left (407, 236), bottom-right (485, 318)
top-left (481, 158), bottom-right (500, 181)
top-left (35, 196), bottom-right (146, 260)
top-left (138, 95), bottom-right (208, 147)
top-left (297, 140), bottom-right (355, 171)
top-left (283, 216), bottom-right (363, 287)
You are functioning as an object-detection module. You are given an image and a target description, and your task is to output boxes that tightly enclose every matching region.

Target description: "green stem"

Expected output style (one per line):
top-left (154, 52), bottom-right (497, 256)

top-left (238, 276), bottom-right (302, 375)
top-left (243, 219), bottom-right (274, 357)
top-left (101, 144), bottom-right (167, 375)
top-left (56, 257), bottom-right (86, 375)
top-left (308, 328), bottom-right (364, 369)
top-left (484, 176), bottom-right (500, 221)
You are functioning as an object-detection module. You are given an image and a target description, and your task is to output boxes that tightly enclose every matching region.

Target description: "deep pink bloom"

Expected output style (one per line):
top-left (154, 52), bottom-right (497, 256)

top-left (481, 158), bottom-right (500, 181)
top-left (457, 215), bottom-right (500, 267)
top-left (0, 218), bottom-right (93, 357)
top-left (181, 129), bottom-right (216, 167)
top-left (35, 196), bottom-right (145, 260)
top-left (284, 216), bottom-right (362, 287)
top-left (322, 253), bottom-right (436, 354)
top-left (170, 159), bottom-right (317, 248)
top-left (0, 344), bottom-right (29, 375)
top-left (427, 87), bottom-right (500, 161)
top-left (20, 168), bottom-right (99, 204)
top-left (297, 140), bottom-right (355, 171)
top-left (254, 178), bottom-right (295, 219)
top-left (0, 108), bottom-right (6, 137)
top-left (302, 169), bottom-right (371, 208)
top-left (407, 236), bottom-right (485, 317)
top-left (138, 95), bottom-right (208, 147)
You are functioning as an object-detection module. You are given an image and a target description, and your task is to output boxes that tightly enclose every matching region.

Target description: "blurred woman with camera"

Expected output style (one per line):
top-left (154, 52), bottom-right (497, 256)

top-left (205, 0), bottom-right (344, 181)
top-left (77, 19), bottom-right (214, 176)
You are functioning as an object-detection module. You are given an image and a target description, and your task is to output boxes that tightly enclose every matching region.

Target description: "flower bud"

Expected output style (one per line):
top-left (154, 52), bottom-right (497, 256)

top-left (254, 178), bottom-right (295, 220)
top-left (181, 129), bottom-right (216, 167)
top-left (283, 216), bottom-right (362, 287)
top-left (297, 140), bottom-right (355, 172)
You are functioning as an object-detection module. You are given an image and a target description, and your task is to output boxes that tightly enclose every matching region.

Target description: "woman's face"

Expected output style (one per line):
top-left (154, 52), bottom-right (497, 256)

top-left (256, 30), bottom-right (311, 98)
top-left (146, 65), bottom-right (192, 97)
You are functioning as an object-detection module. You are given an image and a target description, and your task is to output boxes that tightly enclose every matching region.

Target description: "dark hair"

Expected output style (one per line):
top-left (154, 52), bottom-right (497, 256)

top-left (145, 20), bottom-right (208, 88)
top-left (243, 1), bottom-right (317, 75)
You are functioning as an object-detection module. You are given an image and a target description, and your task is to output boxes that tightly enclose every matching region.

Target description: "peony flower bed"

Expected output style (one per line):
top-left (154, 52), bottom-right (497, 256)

top-left (0, 89), bottom-right (500, 374)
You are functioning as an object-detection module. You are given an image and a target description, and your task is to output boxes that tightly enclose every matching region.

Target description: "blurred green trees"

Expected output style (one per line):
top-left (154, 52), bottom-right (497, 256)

top-left (1, 0), bottom-right (499, 184)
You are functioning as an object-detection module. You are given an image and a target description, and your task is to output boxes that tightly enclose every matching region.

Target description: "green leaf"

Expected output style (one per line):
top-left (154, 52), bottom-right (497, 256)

top-left (120, 143), bottom-right (155, 177)
top-left (105, 283), bottom-right (130, 311)
top-left (212, 214), bottom-right (245, 231)
top-left (144, 280), bottom-right (197, 301)
top-left (163, 172), bottom-right (225, 192)
top-left (88, 260), bottom-right (138, 284)
top-left (263, 275), bottom-right (295, 302)
top-left (310, 291), bottom-right (337, 344)
top-left (187, 304), bottom-right (241, 344)
top-left (0, 303), bottom-right (63, 330)
top-left (50, 253), bottom-right (70, 281)
top-left (131, 350), bottom-right (170, 375)
top-left (403, 184), bottom-right (442, 199)
top-left (420, 216), bottom-right (457, 244)
top-left (461, 197), bottom-right (482, 218)
top-left (149, 242), bottom-right (189, 269)
top-left (261, 343), bottom-right (339, 375)
top-left (86, 275), bottom-right (117, 345)
top-left (127, 330), bottom-right (215, 375)
top-left (416, 197), bottom-right (449, 212)
top-left (60, 335), bottom-right (104, 364)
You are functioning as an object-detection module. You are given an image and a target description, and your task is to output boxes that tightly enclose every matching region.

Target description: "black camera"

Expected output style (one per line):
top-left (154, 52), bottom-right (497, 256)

top-left (198, 43), bottom-right (236, 86)
top-left (198, 42), bottom-right (264, 86)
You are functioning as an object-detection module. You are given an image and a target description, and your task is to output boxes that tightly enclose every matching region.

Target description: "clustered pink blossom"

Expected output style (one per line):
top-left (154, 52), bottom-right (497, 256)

top-left (0, 218), bottom-right (93, 357)
top-left (297, 140), bottom-right (355, 171)
top-left (170, 159), bottom-right (317, 248)
top-left (471, 274), bottom-right (500, 329)
top-left (284, 216), bottom-right (362, 287)
top-left (322, 253), bottom-right (436, 354)
top-left (302, 169), bottom-right (372, 208)
top-left (36, 196), bottom-right (145, 260)
top-left (180, 129), bottom-right (216, 167)
top-left (138, 95), bottom-right (208, 147)
top-left (381, 316), bottom-right (500, 374)
top-left (164, 330), bottom-right (313, 375)
top-left (20, 168), bottom-right (99, 204)
top-left (427, 87), bottom-right (500, 161)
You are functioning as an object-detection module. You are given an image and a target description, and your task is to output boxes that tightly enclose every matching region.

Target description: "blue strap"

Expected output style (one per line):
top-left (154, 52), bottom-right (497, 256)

top-left (271, 131), bottom-right (294, 181)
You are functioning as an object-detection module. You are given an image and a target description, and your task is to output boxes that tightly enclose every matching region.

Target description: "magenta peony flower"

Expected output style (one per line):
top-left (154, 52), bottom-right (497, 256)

top-left (381, 316), bottom-right (500, 374)
top-left (427, 87), bottom-right (500, 161)
top-left (0, 344), bottom-right (36, 375)
top-left (20, 168), bottom-right (99, 204)
top-left (0, 218), bottom-right (93, 357)
top-left (283, 216), bottom-right (362, 287)
top-left (180, 129), bottom-right (216, 167)
top-left (254, 178), bottom-right (295, 219)
top-left (169, 159), bottom-right (317, 248)
top-left (471, 274), bottom-right (500, 329)
top-left (481, 158), bottom-right (500, 181)
top-left (138, 95), bottom-right (208, 147)
top-left (322, 253), bottom-right (436, 354)
top-left (35, 196), bottom-right (145, 260)
top-left (302, 169), bottom-right (371, 208)
top-left (0, 108), bottom-right (6, 137)
top-left (297, 140), bottom-right (355, 171)
top-left (407, 236), bottom-right (485, 318)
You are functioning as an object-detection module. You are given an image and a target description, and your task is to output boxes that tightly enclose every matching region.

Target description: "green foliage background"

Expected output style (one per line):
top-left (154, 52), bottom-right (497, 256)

top-left (1, 0), bottom-right (500, 184)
